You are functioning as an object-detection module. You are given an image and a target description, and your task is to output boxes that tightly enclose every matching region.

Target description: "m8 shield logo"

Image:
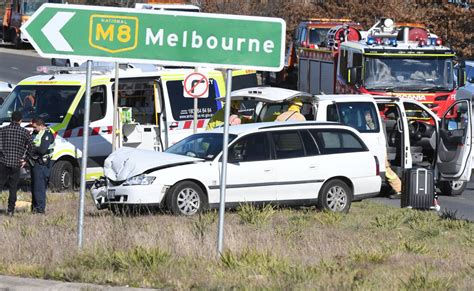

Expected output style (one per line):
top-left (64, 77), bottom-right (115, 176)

top-left (89, 14), bottom-right (138, 53)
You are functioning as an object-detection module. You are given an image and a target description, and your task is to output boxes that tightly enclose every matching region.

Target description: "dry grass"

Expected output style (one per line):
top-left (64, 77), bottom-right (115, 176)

top-left (0, 191), bottom-right (473, 289)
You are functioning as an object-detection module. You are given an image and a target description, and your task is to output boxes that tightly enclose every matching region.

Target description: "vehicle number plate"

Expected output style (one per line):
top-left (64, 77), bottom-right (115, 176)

top-left (107, 189), bottom-right (116, 199)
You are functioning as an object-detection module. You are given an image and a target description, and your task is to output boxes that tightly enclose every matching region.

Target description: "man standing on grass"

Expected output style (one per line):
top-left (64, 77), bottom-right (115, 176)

top-left (29, 117), bottom-right (55, 214)
top-left (0, 111), bottom-right (32, 217)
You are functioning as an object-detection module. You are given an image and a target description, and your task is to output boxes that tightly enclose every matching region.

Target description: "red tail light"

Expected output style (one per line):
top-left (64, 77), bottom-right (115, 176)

top-left (374, 156), bottom-right (380, 176)
top-left (309, 43), bottom-right (315, 49)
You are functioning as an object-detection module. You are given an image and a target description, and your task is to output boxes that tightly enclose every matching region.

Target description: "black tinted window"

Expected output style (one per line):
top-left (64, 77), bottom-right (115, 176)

top-left (272, 131), bottom-right (305, 159)
top-left (166, 79), bottom-right (218, 121)
top-left (68, 86), bottom-right (106, 129)
top-left (330, 102), bottom-right (380, 133)
top-left (230, 133), bottom-right (270, 162)
top-left (300, 130), bottom-right (319, 156)
top-left (310, 129), bottom-right (367, 154)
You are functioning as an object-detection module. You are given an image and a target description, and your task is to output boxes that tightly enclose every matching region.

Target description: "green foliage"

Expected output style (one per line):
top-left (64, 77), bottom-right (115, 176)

top-left (371, 211), bottom-right (405, 230)
top-left (350, 248), bottom-right (390, 264)
top-left (315, 210), bottom-right (344, 225)
top-left (70, 246), bottom-right (170, 272)
top-left (192, 211), bottom-right (217, 242)
top-left (44, 212), bottom-right (72, 228)
top-left (400, 240), bottom-right (429, 255)
top-left (401, 269), bottom-right (453, 290)
top-left (237, 203), bottom-right (276, 226)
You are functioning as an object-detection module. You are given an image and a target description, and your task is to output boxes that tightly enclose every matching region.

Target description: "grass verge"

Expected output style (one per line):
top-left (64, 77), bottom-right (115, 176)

top-left (0, 192), bottom-right (472, 289)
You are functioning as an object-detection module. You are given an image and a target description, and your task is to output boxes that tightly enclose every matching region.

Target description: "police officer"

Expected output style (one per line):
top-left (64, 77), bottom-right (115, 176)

top-left (30, 117), bottom-right (55, 214)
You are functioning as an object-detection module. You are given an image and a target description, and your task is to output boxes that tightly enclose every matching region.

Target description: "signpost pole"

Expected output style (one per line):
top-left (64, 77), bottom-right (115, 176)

top-left (77, 60), bottom-right (92, 248)
top-left (217, 69), bottom-right (232, 255)
top-left (112, 62), bottom-right (119, 151)
top-left (193, 97), bottom-right (198, 134)
top-left (193, 67), bottom-right (198, 134)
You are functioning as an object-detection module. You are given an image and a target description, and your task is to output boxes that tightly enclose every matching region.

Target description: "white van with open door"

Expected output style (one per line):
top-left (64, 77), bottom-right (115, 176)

top-left (228, 87), bottom-right (473, 196)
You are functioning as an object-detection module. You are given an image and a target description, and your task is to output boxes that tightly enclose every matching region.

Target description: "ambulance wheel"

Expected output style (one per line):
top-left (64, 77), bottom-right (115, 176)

top-left (50, 161), bottom-right (73, 192)
top-left (317, 179), bottom-right (352, 214)
top-left (439, 181), bottom-right (466, 196)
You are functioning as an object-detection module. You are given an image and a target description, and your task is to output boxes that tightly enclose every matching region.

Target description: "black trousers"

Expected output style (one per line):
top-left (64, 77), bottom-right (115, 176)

top-left (0, 163), bottom-right (21, 213)
top-left (31, 162), bottom-right (50, 213)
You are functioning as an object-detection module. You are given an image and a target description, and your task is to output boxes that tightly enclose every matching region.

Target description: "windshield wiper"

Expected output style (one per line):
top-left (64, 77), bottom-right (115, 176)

top-left (365, 86), bottom-right (396, 92)
top-left (419, 85), bottom-right (450, 92)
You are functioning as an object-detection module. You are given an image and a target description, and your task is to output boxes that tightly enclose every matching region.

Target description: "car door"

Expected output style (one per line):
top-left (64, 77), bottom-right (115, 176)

top-left (272, 129), bottom-right (322, 202)
top-left (223, 132), bottom-right (278, 203)
top-left (437, 99), bottom-right (473, 181)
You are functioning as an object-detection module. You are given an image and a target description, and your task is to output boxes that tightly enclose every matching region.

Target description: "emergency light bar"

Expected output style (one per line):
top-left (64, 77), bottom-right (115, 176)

top-left (36, 66), bottom-right (116, 75)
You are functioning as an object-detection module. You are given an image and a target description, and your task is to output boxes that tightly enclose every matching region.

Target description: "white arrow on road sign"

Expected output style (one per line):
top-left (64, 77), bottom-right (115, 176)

top-left (41, 12), bottom-right (75, 52)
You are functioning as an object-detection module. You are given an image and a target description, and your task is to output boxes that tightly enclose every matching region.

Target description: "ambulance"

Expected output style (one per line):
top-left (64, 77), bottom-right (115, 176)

top-left (0, 64), bottom-right (257, 191)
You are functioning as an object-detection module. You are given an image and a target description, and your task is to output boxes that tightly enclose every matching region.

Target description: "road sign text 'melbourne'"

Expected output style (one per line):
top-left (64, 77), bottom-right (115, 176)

top-left (22, 4), bottom-right (286, 71)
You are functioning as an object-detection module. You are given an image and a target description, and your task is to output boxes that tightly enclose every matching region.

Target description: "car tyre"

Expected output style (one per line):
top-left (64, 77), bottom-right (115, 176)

top-left (166, 181), bottom-right (207, 216)
top-left (49, 161), bottom-right (73, 192)
top-left (317, 179), bottom-right (352, 213)
top-left (439, 180), bottom-right (466, 196)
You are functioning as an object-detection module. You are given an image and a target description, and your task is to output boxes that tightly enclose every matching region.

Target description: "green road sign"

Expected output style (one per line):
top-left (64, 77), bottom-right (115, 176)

top-left (22, 4), bottom-right (286, 71)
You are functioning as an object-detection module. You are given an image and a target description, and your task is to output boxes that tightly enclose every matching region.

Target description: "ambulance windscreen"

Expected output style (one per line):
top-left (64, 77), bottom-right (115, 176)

top-left (0, 85), bottom-right (80, 123)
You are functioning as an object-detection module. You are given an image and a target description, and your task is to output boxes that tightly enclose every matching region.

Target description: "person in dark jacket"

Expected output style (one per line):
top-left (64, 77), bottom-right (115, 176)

top-left (30, 117), bottom-right (55, 214)
top-left (0, 111), bottom-right (32, 216)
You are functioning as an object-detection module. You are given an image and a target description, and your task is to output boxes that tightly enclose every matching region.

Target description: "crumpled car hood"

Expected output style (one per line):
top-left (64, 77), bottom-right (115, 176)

top-left (104, 147), bottom-right (202, 181)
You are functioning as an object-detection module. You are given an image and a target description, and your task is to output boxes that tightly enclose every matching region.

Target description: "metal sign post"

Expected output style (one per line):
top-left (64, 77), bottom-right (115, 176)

top-left (217, 69), bottom-right (232, 255)
top-left (193, 97), bottom-right (198, 134)
top-left (112, 62), bottom-right (120, 151)
top-left (77, 60), bottom-right (93, 248)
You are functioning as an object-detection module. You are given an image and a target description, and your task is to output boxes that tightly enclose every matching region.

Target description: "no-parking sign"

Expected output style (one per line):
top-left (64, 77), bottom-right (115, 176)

top-left (184, 72), bottom-right (209, 98)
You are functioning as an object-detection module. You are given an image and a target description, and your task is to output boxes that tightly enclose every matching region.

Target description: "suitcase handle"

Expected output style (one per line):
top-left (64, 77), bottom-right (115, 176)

top-left (415, 168), bottom-right (428, 195)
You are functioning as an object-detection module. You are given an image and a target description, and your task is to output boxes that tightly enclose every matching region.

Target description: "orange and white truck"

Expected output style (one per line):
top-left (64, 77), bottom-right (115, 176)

top-left (2, 0), bottom-right (62, 48)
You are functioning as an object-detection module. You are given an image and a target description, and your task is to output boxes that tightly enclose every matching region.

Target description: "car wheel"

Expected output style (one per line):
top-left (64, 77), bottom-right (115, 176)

top-left (318, 179), bottom-right (352, 213)
top-left (166, 181), bottom-right (207, 216)
top-left (49, 161), bottom-right (73, 192)
top-left (439, 180), bottom-right (466, 196)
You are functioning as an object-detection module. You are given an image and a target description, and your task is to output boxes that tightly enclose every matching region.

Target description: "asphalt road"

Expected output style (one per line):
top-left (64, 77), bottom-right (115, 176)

top-left (370, 180), bottom-right (474, 221)
top-left (0, 46), bottom-right (473, 222)
top-left (0, 46), bottom-right (49, 84)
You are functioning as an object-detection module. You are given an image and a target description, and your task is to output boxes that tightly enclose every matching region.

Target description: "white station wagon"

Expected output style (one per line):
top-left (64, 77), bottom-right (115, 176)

top-left (91, 122), bottom-right (381, 214)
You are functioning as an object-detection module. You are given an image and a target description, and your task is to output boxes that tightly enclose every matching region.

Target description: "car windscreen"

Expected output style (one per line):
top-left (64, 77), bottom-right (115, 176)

top-left (309, 28), bottom-right (330, 46)
top-left (0, 85), bottom-right (80, 123)
top-left (0, 92), bottom-right (9, 106)
top-left (166, 133), bottom-right (237, 160)
top-left (364, 56), bottom-right (454, 91)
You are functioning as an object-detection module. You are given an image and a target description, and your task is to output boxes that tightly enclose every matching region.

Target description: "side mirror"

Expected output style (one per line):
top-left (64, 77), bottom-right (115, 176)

top-left (456, 66), bottom-right (466, 88)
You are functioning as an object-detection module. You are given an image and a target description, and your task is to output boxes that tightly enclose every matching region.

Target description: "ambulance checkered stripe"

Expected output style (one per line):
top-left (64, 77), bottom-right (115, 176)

top-left (169, 119), bottom-right (209, 130)
top-left (56, 126), bottom-right (113, 138)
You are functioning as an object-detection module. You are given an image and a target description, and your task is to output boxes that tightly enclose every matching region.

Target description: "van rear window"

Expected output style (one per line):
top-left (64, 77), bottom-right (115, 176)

top-left (166, 79), bottom-right (219, 121)
top-left (327, 102), bottom-right (380, 133)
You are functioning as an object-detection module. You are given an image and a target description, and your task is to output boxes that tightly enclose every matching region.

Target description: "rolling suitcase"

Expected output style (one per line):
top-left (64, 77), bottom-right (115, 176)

top-left (402, 168), bottom-right (434, 209)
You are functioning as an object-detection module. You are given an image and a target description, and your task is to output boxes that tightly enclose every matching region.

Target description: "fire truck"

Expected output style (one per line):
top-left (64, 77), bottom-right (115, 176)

top-left (1, 0), bottom-right (62, 48)
top-left (298, 18), bottom-right (458, 117)
top-left (269, 18), bottom-right (362, 88)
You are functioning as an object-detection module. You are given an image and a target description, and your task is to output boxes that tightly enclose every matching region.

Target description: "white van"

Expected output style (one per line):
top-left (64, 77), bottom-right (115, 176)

top-left (0, 66), bottom-right (256, 191)
top-left (229, 87), bottom-right (473, 196)
top-left (0, 81), bottom-right (14, 106)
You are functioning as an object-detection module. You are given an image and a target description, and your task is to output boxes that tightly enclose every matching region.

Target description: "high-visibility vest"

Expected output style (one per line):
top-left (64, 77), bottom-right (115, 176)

top-left (32, 128), bottom-right (55, 158)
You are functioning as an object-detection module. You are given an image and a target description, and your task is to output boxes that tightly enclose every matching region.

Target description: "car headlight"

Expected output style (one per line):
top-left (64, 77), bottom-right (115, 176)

top-left (123, 174), bottom-right (156, 186)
